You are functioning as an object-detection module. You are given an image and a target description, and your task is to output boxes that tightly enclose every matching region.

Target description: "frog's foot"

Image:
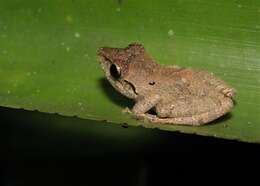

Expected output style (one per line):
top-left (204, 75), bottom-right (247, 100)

top-left (131, 113), bottom-right (159, 122)
top-left (122, 108), bottom-right (158, 122)
top-left (128, 113), bottom-right (205, 126)
top-left (198, 71), bottom-right (236, 98)
top-left (122, 107), bottom-right (132, 114)
top-left (221, 87), bottom-right (236, 98)
top-left (209, 79), bottom-right (236, 98)
top-left (122, 108), bottom-right (209, 126)
top-left (128, 97), bottom-right (234, 126)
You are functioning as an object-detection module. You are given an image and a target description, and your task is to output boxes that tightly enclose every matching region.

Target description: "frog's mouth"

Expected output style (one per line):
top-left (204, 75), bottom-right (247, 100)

top-left (98, 55), bottom-right (138, 99)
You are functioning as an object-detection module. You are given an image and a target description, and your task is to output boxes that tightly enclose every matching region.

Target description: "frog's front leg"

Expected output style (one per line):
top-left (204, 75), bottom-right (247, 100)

top-left (124, 94), bottom-right (161, 119)
top-left (133, 94), bottom-right (161, 114)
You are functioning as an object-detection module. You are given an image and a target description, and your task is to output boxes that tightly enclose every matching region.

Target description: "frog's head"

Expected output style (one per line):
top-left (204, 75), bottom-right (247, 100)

top-left (97, 43), bottom-right (144, 99)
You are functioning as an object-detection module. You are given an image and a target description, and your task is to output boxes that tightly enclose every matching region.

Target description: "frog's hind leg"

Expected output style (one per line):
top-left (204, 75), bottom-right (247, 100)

top-left (198, 71), bottom-right (236, 98)
top-left (134, 97), bottom-right (234, 126)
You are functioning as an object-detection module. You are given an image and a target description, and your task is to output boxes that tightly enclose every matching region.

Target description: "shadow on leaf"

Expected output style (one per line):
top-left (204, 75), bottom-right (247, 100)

top-left (208, 113), bottom-right (233, 126)
top-left (98, 78), bottom-right (134, 109)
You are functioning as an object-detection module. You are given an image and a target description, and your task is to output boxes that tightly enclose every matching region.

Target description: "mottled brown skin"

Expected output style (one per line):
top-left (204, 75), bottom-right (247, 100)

top-left (97, 43), bottom-right (235, 125)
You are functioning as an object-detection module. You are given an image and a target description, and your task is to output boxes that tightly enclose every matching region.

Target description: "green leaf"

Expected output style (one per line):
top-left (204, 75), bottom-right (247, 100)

top-left (0, 0), bottom-right (260, 143)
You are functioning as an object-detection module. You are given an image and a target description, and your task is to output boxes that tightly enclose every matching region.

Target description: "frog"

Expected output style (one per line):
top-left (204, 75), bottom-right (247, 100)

top-left (97, 43), bottom-right (235, 125)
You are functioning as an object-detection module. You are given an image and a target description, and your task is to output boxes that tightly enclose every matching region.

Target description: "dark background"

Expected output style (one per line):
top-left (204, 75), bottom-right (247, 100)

top-left (3, 106), bottom-right (260, 186)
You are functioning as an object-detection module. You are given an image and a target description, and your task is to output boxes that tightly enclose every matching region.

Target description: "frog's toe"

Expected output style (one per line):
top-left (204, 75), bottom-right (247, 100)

top-left (122, 107), bottom-right (132, 114)
top-left (221, 87), bottom-right (236, 98)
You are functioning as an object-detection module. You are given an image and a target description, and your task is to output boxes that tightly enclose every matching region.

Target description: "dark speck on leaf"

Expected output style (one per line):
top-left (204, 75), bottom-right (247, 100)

top-left (121, 123), bottom-right (129, 128)
top-left (117, 0), bottom-right (123, 5)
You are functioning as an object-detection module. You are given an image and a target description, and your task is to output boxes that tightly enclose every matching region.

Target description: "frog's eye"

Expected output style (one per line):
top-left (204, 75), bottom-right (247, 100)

top-left (110, 64), bottom-right (121, 79)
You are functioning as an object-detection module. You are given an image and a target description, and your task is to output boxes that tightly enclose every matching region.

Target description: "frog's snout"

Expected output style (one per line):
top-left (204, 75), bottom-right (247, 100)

top-left (97, 48), bottom-right (110, 66)
top-left (97, 47), bottom-right (114, 58)
top-left (97, 47), bottom-right (105, 56)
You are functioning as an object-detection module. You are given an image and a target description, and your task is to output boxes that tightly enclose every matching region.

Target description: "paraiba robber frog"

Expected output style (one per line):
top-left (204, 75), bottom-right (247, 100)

top-left (97, 43), bottom-right (235, 126)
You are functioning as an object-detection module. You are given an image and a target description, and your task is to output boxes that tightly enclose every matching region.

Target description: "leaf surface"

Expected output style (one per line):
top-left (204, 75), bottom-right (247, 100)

top-left (0, 0), bottom-right (260, 143)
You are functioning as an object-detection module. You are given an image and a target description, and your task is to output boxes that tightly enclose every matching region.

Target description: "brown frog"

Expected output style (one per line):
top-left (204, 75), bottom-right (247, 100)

top-left (97, 43), bottom-right (235, 125)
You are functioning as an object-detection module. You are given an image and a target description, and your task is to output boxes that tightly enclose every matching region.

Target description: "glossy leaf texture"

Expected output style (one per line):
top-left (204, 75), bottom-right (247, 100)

top-left (0, 0), bottom-right (259, 143)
